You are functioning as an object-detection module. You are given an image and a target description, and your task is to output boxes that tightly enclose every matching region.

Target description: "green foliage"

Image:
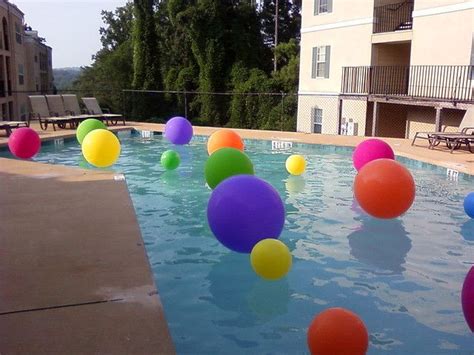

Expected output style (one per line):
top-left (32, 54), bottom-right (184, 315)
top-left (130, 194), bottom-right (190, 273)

top-left (73, 0), bottom-right (301, 130)
top-left (53, 67), bottom-right (82, 90)
top-left (133, 0), bottom-right (161, 90)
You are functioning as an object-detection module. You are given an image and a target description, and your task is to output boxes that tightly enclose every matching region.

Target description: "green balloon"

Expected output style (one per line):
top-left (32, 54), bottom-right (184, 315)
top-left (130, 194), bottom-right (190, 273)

top-left (76, 119), bottom-right (107, 144)
top-left (161, 150), bottom-right (180, 170)
top-left (205, 147), bottom-right (254, 189)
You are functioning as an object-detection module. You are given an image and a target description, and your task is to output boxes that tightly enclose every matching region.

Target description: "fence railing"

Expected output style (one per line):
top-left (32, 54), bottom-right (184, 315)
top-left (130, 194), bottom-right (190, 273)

top-left (373, 1), bottom-right (414, 34)
top-left (341, 65), bottom-right (474, 102)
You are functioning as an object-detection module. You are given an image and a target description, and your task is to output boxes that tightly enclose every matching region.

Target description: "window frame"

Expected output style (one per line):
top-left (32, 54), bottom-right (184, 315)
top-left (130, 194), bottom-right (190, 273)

top-left (311, 45), bottom-right (331, 79)
top-left (316, 46), bottom-right (326, 78)
top-left (314, 0), bottom-right (333, 15)
top-left (312, 108), bottom-right (323, 134)
top-left (18, 63), bottom-right (24, 85)
top-left (15, 22), bottom-right (22, 44)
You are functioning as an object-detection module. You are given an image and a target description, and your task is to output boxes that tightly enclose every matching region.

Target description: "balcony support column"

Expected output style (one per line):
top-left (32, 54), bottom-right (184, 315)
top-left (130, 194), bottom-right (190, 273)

top-left (337, 97), bottom-right (343, 135)
top-left (372, 101), bottom-right (379, 137)
top-left (435, 107), bottom-right (442, 132)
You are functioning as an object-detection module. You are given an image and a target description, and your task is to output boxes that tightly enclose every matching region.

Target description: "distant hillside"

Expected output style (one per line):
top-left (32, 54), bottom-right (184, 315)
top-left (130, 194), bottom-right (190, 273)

top-left (53, 67), bottom-right (83, 90)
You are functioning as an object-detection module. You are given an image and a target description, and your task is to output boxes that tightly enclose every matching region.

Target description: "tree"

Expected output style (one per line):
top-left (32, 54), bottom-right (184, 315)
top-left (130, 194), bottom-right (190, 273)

top-left (73, 4), bottom-right (134, 114)
top-left (133, 0), bottom-right (161, 90)
top-left (260, 1), bottom-right (301, 49)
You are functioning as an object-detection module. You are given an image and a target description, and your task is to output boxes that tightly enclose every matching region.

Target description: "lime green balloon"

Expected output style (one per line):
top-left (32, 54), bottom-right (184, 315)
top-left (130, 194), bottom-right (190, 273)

top-left (205, 147), bottom-right (254, 189)
top-left (76, 119), bottom-right (107, 144)
top-left (161, 150), bottom-right (180, 170)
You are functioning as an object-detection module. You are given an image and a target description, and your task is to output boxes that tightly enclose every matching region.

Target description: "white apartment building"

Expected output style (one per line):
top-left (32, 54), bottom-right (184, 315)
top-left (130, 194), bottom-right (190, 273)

top-left (297, 0), bottom-right (474, 138)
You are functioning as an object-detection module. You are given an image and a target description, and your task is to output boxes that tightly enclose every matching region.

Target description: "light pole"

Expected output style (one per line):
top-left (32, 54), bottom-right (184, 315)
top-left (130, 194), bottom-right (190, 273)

top-left (273, 0), bottom-right (279, 72)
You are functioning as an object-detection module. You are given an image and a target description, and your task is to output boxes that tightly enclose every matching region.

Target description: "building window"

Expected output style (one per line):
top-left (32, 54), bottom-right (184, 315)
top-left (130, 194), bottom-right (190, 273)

top-left (34, 55), bottom-right (38, 63)
top-left (314, 0), bottom-right (332, 15)
top-left (312, 108), bottom-right (323, 134)
top-left (311, 45), bottom-right (331, 78)
top-left (15, 23), bottom-right (22, 44)
top-left (20, 104), bottom-right (26, 120)
top-left (18, 64), bottom-right (24, 85)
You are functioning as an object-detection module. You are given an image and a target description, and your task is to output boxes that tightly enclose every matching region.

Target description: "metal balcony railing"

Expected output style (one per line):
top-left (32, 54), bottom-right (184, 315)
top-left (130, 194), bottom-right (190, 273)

top-left (373, 1), bottom-right (414, 34)
top-left (341, 65), bottom-right (474, 102)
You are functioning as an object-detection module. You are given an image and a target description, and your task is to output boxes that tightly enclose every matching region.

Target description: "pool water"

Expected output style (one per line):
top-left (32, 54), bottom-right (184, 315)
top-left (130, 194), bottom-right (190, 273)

top-left (4, 131), bottom-right (474, 354)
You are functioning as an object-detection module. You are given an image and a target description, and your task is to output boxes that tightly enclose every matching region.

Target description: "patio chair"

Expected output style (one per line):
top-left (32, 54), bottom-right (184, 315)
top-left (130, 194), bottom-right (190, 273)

top-left (82, 97), bottom-right (125, 126)
top-left (0, 120), bottom-right (29, 137)
top-left (46, 95), bottom-right (91, 125)
top-left (411, 126), bottom-right (474, 148)
top-left (62, 94), bottom-right (103, 122)
top-left (28, 95), bottom-right (77, 131)
top-left (429, 130), bottom-right (474, 153)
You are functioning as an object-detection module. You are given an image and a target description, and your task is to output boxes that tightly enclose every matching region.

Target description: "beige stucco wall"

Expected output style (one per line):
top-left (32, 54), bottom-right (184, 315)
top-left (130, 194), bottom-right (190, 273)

top-left (414, 0), bottom-right (473, 11)
top-left (341, 98), bottom-right (368, 136)
top-left (411, 8), bottom-right (473, 65)
top-left (297, 95), bottom-right (367, 136)
top-left (301, 0), bottom-right (374, 29)
top-left (372, 42), bottom-right (411, 65)
top-left (297, 95), bottom-right (339, 134)
top-left (405, 106), bottom-right (467, 138)
top-left (299, 24), bottom-right (373, 94)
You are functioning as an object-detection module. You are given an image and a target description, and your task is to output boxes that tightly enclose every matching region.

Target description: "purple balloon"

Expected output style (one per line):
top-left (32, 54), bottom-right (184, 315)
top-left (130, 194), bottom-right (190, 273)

top-left (462, 266), bottom-right (474, 332)
top-left (164, 116), bottom-right (193, 145)
top-left (207, 175), bottom-right (285, 253)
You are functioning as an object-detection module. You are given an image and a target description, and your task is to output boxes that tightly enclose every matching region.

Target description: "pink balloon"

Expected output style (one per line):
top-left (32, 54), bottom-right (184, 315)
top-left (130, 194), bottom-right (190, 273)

top-left (462, 266), bottom-right (474, 332)
top-left (352, 139), bottom-right (395, 171)
top-left (8, 127), bottom-right (41, 159)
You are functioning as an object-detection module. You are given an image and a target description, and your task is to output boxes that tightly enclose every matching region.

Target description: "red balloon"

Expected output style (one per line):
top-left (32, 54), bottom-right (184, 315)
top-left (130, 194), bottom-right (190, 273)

top-left (307, 307), bottom-right (369, 355)
top-left (8, 127), bottom-right (41, 159)
top-left (354, 159), bottom-right (415, 219)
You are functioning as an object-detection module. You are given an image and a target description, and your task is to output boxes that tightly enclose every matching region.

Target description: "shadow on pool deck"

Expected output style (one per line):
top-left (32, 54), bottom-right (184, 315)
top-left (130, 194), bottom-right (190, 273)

top-left (0, 158), bottom-right (175, 354)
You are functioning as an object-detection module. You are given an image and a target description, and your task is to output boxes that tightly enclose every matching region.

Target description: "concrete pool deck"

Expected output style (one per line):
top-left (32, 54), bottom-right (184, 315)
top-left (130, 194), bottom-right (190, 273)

top-left (1, 121), bottom-right (473, 353)
top-left (0, 156), bottom-right (175, 353)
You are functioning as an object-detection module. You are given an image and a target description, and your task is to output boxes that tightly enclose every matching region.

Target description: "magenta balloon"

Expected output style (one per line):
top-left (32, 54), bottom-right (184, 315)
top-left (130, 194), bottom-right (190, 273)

top-left (8, 127), bottom-right (41, 159)
top-left (164, 116), bottom-right (193, 145)
top-left (207, 175), bottom-right (285, 253)
top-left (352, 139), bottom-right (395, 171)
top-left (462, 266), bottom-right (474, 332)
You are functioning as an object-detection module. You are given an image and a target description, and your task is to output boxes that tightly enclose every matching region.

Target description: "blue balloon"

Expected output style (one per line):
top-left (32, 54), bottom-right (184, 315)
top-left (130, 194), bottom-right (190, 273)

top-left (207, 175), bottom-right (285, 253)
top-left (464, 192), bottom-right (474, 219)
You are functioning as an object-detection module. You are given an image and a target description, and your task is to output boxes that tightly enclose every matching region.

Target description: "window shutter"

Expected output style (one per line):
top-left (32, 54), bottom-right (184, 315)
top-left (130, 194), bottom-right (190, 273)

top-left (314, 0), bottom-right (319, 15)
top-left (327, 0), bottom-right (333, 13)
top-left (324, 45), bottom-right (331, 79)
top-left (312, 47), bottom-right (318, 79)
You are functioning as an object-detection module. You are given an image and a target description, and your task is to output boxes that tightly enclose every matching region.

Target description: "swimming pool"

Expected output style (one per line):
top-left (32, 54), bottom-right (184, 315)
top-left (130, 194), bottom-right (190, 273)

top-left (3, 131), bottom-right (473, 354)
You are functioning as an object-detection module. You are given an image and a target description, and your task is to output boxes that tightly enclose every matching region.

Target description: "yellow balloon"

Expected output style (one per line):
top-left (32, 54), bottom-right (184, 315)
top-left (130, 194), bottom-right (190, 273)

top-left (82, 129), bottom-right (121, 168)
top-left (250, 239), bottom-right (292, 280)
top-left (285, 154), bottom-right (306, 176)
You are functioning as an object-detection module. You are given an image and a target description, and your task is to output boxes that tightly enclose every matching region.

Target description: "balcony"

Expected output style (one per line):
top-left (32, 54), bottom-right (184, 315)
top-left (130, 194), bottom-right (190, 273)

top-left (341, 65), bottom-right (474, 102)
top-left (373, 1), bottom-right (414, 34)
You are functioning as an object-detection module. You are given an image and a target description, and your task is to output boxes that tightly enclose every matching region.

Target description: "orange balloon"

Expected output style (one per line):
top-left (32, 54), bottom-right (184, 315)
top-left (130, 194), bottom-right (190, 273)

top-left (307, 308), bottom-right (369, 355)
top-left (207, 129), bottom-right (244, 155)
top-left (354, 159), bottom-right (415, 219)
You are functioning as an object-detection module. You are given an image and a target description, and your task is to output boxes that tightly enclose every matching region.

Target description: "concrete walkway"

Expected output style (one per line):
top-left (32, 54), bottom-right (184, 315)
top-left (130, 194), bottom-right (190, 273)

top-left (0, 158), bottom-right (175, 354)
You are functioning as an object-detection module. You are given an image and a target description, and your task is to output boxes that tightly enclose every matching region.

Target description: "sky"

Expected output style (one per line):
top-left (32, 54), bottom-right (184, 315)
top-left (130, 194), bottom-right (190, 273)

top-left (13, 0), bottom-right (128, 68)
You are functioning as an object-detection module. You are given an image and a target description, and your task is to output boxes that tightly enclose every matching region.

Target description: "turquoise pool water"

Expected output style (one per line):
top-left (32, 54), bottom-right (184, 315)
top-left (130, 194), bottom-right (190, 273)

top-left (3, 131), bottom-right (473, 354)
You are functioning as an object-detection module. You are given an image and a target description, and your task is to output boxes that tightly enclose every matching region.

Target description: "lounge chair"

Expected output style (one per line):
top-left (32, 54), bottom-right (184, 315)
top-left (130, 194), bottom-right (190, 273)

top-left (46, 95), bottom-right (91, 124)
top-left (82, 97), bottom-right (125, 126)
top-left (28, 95), bottom-right (77, 131)
top-left (0, 120), bottom-right (29, 136)
top-left (411, 126), bottom-right (474, 148)
top-left (62, 94), bottom-right (103, 122)
top-left (429, 130), bottom-right (474, 153)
